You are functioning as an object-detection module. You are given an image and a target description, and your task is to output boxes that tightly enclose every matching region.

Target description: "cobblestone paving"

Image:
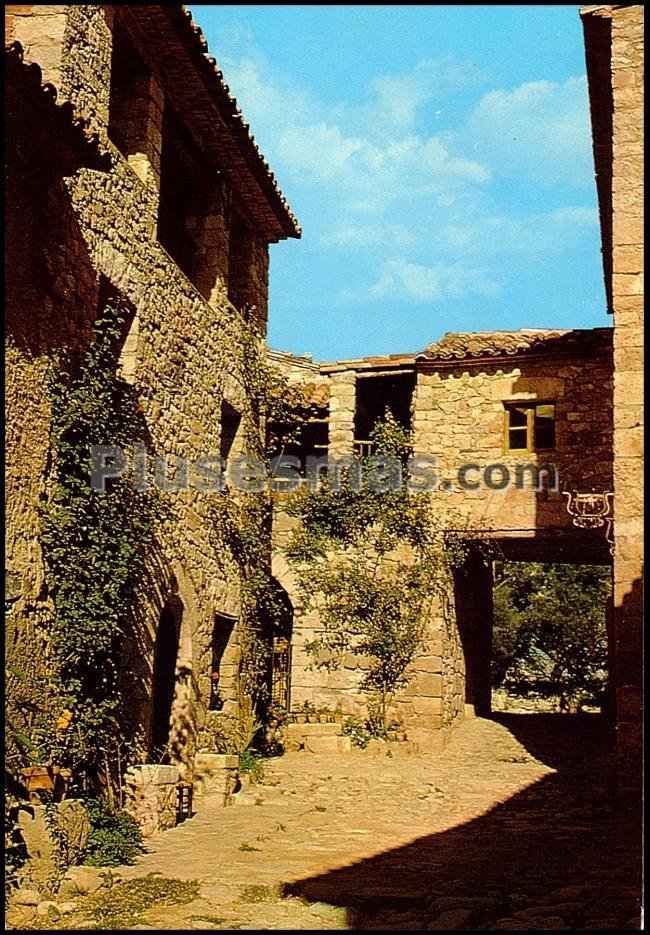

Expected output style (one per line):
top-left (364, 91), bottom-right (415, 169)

top-left (21, 714), bottom-right (645, 930)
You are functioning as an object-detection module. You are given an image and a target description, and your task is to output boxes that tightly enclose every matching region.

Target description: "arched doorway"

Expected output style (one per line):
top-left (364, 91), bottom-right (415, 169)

top-left (266, 578), bottom-right (294, 714)
top-left (150, 596), bottom-right (183, 759)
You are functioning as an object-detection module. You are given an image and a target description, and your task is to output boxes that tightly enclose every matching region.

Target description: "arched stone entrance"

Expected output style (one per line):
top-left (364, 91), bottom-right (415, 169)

top-left (266, 577), bottom-right (294, 714)
top-left (150, 594), bottom-right (183, 759)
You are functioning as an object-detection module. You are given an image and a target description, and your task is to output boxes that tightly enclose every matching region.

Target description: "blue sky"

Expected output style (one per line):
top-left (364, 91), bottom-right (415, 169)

top-left (189, 4), bottom-right (608, 361)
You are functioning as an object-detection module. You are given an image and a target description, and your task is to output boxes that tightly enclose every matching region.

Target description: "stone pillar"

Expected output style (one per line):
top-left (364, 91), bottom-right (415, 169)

top-left (327, 370), bottom-right (356, 457)
top-left (610, 3), bottom-right (644, 792)
top-left (194, 179), bottom-right (231, 307)
top-left (124, 764), bottom-right (179, 838)
top-left (193, 753), bottom-right (239, 804)
top-left (112, 73), bottom-right (165, 192)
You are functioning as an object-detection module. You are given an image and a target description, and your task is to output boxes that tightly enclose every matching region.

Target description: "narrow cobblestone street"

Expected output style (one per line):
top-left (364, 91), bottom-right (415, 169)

top-left (96, 714), bottom-right (641, 930)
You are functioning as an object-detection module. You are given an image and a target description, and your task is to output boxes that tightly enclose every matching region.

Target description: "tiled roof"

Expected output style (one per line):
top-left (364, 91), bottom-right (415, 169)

top-left (418, 328), bottom-right (613, 362)
top-left (5, 41), bottom-right (108, 171)
top-left (320, 352), bottom-right (418, 373)
top-left (170, 6), bottom-right (301, 240)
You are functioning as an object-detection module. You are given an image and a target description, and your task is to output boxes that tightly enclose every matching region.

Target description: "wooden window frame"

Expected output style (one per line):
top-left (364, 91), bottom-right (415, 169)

top-left (503, 401), bottom-right (556, 454)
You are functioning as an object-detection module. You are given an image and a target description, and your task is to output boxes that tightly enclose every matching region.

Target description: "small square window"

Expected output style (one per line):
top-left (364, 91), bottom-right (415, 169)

top-left (504, 403), bottom-right (555, 453)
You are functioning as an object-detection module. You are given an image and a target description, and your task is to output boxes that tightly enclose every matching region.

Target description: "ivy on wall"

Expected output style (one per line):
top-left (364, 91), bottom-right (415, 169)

top-left (40, 298), bottom-right (164, 786)
top-left (207, 319), bottom-right (305, 726)
top-left (284, 414), bottom-right (475, 728)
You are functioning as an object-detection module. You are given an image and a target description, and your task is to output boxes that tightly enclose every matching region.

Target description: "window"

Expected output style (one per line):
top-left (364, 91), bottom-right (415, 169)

top-left (208, 613), bottom-right (237, 710)
top-left (158, 105), bottom-right (210, 285)
top-left (280, 419), bottom-right (329, 472)
top-left (220, 400), bottom-right (242, 467)
top-left (354, 372), bottom-right (415, 454)
top-left (504, 403), bottom-right (556, 452)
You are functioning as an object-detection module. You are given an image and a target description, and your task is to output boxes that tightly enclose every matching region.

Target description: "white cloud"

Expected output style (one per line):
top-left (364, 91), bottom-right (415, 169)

top-left (441, 204), bottom-right (599, 256)
top-left (368, 57), bottom-right (484, 131)
top-left (277, 123), bottom-right (364, 181)
top-left (215, 37), bottom-right (597, 314)
top-left (321, 223), bottom-right (418, 250)
top-left (367, 258), bottom-right (499, 303)
top-left (465, 76), bottom-right (593, 186)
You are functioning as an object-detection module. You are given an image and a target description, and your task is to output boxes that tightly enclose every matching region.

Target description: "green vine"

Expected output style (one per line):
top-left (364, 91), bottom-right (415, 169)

top-left (206, 321), bottom-right (304, 733)
top-left (284, 415), bottom-right (475, 728)
top-left (40, 297), bottom-right (165, 786)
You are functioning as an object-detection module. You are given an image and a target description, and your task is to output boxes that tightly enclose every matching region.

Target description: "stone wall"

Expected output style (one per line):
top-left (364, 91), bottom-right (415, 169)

top-left (609, 4), bottom-right (644, 784)
top-left (5, 40), bottom-right (108, 740)
top-left (5, 5), bottom-right (286, 777)
top-left (413, 347), bottom-right (613, 534)
top-left (582, 3), bottom-right (643, 790)
top-left (270, 334), bottom-right (614, 750)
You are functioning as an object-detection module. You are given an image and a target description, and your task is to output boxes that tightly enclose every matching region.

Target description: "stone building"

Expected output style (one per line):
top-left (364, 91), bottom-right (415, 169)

top-left (5, 3), bottom-right (638, 786)
top-left (581, 4), bottom-right (644, 790)
top-left (270, 328), bottom-right (614, 750)
top-left (5, 4), bottom-right (300, 778)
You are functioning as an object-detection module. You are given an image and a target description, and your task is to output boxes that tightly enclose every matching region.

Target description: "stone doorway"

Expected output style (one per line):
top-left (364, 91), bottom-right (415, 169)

top-left (266, 577), bottom-right (294, 715)
top-left (150, 596), bottom-right (183, 759)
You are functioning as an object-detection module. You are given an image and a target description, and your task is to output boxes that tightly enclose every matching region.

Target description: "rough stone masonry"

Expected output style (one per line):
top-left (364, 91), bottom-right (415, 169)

top-left (5, 4), bottom-right (300, 782)
top-left (4, 3), bottom-right (642, 786)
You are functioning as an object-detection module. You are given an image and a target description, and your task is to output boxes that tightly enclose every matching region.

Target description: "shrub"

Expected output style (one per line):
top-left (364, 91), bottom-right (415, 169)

top-left (341, 715), bottom-right (390, 749)
top-left (83, 798), bottom-right (143, 867)
top-left (238, 750), bottom-right (265, 784)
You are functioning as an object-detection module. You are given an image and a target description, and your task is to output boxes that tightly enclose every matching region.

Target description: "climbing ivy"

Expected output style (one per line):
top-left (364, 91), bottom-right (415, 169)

top-left (207, 320), bottom-right (305, 728)
top-left (40, 300), bottom-right (165, 786)
top-left (284, 414), bottom-right (474, 729)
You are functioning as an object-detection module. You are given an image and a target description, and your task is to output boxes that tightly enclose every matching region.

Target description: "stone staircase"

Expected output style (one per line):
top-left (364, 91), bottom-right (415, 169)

top-left (284, 721), bottom-right (351, 754)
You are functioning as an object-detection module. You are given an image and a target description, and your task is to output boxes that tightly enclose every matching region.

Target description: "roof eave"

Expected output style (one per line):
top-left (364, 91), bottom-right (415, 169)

top-left (167, 5), bottom-right (301, 241)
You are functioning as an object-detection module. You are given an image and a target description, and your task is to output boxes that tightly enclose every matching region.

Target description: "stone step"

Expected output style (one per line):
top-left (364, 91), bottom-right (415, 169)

top-left (285, 722), bottom-right (343, 738)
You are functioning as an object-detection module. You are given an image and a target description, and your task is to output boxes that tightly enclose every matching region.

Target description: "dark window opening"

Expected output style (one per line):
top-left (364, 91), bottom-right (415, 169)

top-left (108, 22), bottom-right (151, 159)
top-left (150, 598), bottom-right (182, 759)
top-left (354, 373), bottom-right (415, 456)
top-left (228, 211), bottom-right (251, 313)
top-left (281, 419), bottom-right (329, 471)
top-left (228, 210), bottom-right (268, 331)
top-left (505, 402), bottom-right (556, 453)
top-left (157, 105), bottom-right (210, 287)
top-left (209, 613), bottom-right (237, 711)
top-left (220, 400), bottom-right (242, 466)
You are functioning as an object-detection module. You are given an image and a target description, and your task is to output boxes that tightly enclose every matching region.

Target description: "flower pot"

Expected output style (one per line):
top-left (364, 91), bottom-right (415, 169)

top-left (295, 714), bottom-right (306, 724)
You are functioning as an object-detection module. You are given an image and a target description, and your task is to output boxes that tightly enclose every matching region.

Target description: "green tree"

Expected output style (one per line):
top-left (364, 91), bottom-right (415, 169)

top-left (492, 562), bottom-right (610, 711)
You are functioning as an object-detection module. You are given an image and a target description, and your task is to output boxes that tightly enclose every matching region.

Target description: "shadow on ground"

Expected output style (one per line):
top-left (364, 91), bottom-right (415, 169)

top-left (284, 715), bottom-right (642, 930)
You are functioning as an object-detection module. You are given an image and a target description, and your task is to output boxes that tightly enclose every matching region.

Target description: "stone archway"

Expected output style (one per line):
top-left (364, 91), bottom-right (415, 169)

top-left (150, 594), bottom-right (183, 759)
top-left (266, 577), bottom-right (294, 714)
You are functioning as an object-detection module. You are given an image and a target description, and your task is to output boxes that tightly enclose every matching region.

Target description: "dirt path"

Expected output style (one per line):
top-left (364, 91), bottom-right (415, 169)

top-left (12, 715), bottom-right (643, 930)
